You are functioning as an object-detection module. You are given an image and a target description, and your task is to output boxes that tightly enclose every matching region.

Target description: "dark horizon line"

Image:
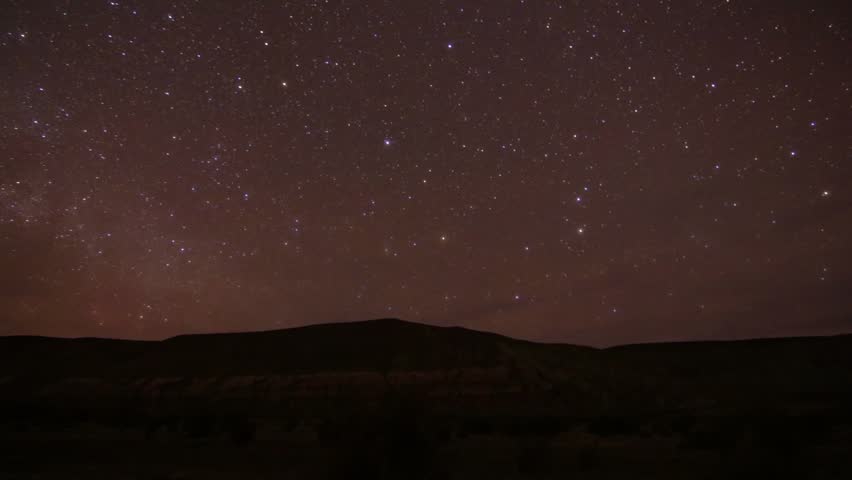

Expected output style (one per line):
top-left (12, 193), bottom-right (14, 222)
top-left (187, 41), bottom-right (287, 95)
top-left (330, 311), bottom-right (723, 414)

top-left (3, 317), bottom-right (852, 350)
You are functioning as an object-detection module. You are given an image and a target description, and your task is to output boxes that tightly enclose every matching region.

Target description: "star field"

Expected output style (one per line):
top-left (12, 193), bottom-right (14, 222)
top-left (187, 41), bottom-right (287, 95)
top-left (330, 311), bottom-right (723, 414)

top-left (1, 0), bottom-right (850, 345)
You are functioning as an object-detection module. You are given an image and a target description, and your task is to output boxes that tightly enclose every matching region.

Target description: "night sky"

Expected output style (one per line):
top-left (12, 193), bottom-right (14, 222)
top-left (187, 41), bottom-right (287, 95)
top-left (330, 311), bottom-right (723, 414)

top-left (1, 1), bottom-right (850, 346)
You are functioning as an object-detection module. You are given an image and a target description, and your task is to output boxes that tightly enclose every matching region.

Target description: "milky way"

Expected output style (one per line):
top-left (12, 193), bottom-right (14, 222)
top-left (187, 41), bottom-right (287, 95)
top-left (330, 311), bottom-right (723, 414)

top-left (1, 1), bottom-right (850, 345)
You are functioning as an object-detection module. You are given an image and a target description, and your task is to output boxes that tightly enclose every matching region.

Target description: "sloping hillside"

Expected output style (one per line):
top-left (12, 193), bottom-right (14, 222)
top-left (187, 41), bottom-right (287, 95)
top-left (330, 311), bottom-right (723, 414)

top-left (1, 318), bottom-right (850, 415)
top-left (3, 319), bottom-right (852, 479)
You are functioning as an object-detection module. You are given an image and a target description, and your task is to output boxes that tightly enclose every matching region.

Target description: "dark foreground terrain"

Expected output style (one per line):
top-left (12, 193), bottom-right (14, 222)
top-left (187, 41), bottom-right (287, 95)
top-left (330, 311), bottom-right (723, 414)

top-left (2, 319), bottom-right (852, 479)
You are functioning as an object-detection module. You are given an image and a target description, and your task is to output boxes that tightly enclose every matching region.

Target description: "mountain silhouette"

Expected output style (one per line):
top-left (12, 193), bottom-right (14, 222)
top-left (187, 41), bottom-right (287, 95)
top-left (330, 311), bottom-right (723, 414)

top-left (0, 318), bottom-right (588, 376)
top-left (2, 319), bottom-right (852, 479)
top-left (2, 318), bottom-right (851, 406)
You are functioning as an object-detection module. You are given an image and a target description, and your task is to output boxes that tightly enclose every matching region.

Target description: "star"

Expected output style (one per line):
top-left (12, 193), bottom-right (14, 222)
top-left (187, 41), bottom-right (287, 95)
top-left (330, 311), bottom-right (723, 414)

top-left (1, 0), bottom-right (847, 346)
